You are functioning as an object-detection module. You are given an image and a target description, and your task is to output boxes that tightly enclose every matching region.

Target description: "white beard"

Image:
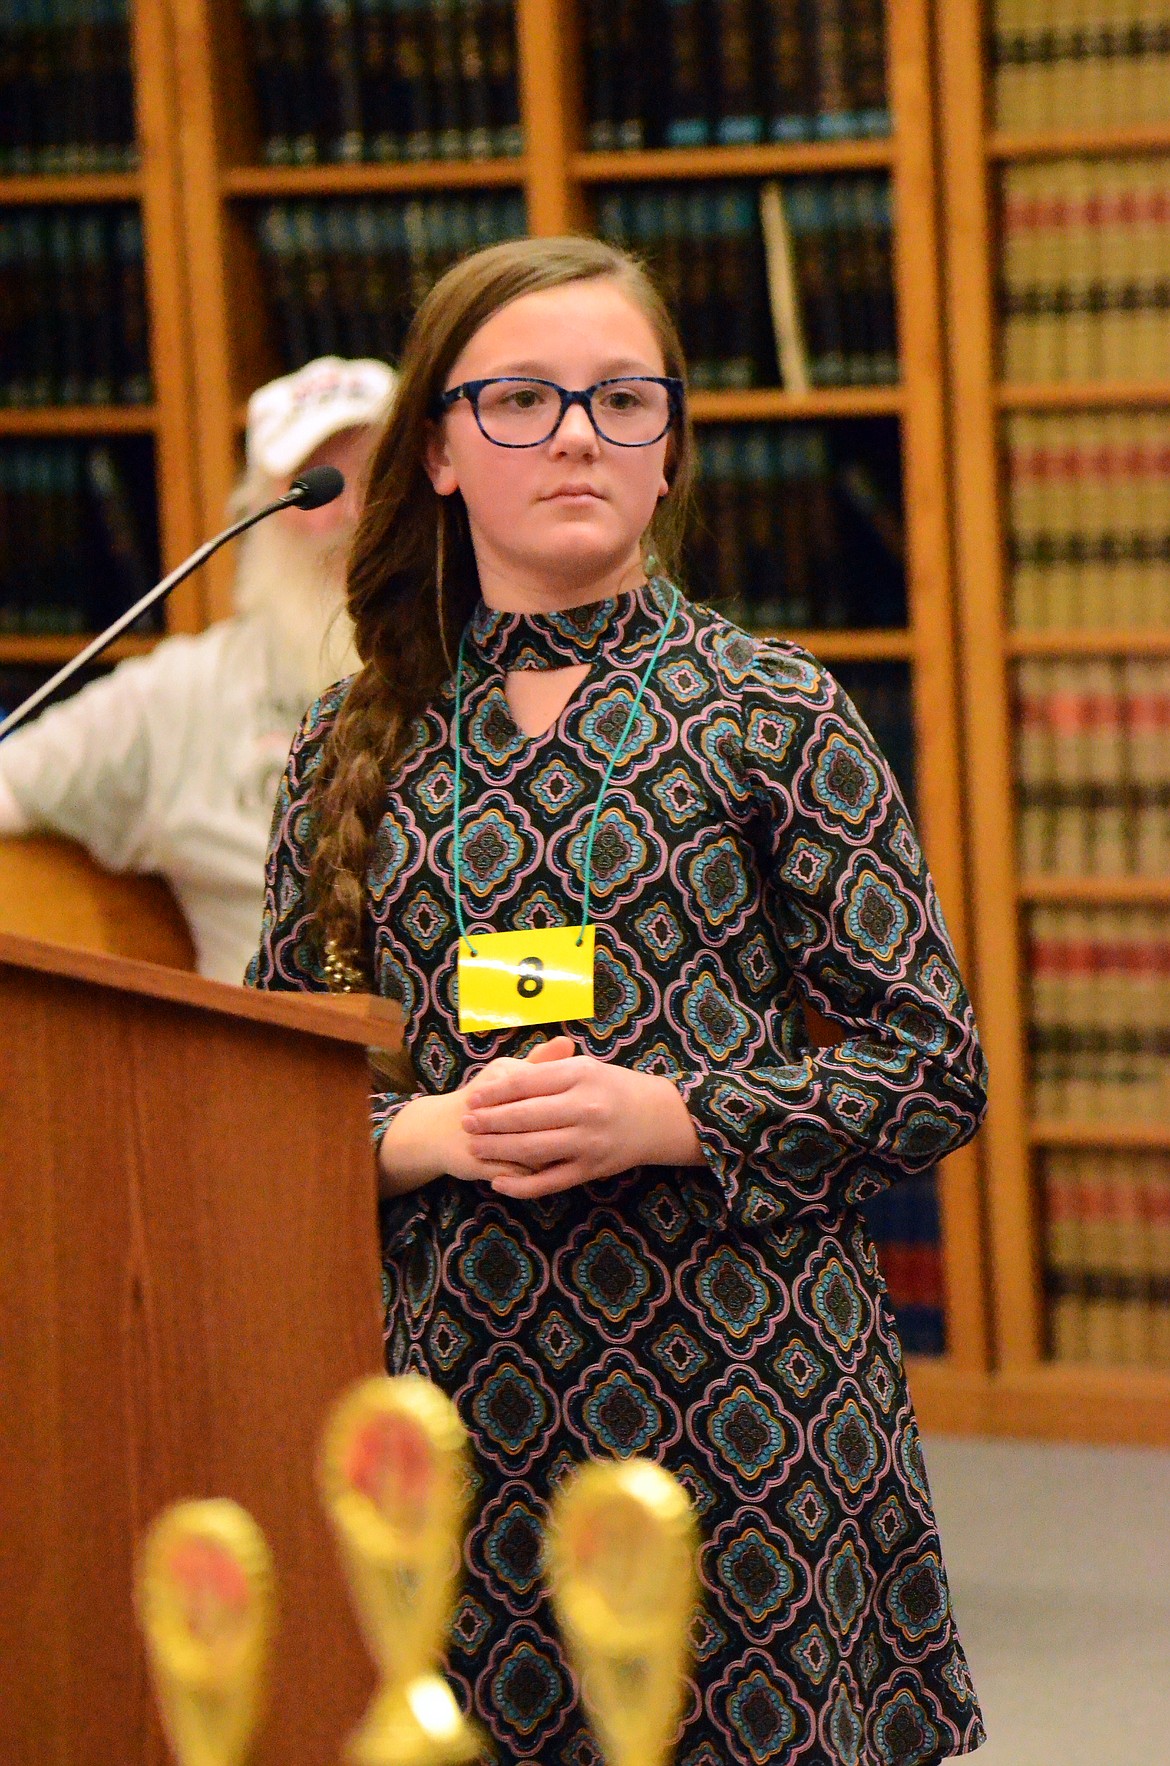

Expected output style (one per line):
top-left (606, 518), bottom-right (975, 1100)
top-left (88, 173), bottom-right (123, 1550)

top-left (233, 512), bottom-right (361, 705)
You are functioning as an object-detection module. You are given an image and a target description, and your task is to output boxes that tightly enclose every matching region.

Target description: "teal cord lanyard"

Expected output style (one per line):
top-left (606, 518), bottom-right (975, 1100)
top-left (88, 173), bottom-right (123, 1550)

top-left (452, 584), bottom-right (679, 956)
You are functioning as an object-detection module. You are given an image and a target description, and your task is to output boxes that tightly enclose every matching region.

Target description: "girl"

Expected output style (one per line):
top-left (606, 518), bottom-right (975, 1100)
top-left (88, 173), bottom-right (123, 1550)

top-left (250, 236), bottom-right (987, 1766)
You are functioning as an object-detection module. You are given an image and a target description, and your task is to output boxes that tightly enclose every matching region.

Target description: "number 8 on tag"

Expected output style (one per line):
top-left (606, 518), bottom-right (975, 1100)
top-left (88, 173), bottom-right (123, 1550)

top-left (457, 925), bottom-right (596, 1034)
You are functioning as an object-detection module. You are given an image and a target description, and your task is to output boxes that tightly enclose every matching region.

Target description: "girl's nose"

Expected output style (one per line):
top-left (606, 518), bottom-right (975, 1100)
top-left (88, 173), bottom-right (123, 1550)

top-left (552, 400), bottom-right (599, 451)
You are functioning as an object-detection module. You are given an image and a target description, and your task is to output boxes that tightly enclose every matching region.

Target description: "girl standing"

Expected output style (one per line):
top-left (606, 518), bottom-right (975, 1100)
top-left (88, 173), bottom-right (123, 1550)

top-left (250, 236), bottom-right (987, 1766)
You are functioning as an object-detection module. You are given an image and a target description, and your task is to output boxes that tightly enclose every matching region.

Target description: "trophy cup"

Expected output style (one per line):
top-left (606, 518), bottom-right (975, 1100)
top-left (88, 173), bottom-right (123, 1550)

top-left (545, 1459), bottom-right (698, 1766)
top-left (136, 1498), bottom-right (275, 1766)
top-left (318, 1374), bottom-right (483, 1766)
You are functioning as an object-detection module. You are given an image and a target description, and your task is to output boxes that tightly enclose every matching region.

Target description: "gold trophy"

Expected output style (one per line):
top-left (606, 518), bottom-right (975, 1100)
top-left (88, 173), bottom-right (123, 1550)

top-left (136, 1498), bottom-right (275, 1766)
top-left (318, 1374), bottom-right (483, 1766)
top-left (545, 1459), bottom-right (698, 1766)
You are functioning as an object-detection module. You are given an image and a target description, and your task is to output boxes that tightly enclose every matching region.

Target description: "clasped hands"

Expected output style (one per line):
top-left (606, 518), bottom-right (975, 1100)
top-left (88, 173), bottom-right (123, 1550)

top-left (460, 1035), bottom-right (700, 1197)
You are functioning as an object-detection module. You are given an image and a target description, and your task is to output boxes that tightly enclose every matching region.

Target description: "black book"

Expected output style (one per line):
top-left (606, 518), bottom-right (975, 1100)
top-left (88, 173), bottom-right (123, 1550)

top-left (99, 0), bottom-right (138, 170)
top-left (844, 0), bottom-right (890, 137)
top-left (484, 0), bottom-right (520, 156)
top-left (713, 0), bottom-right (764, 145)
top-left (431, 0), bottom-right (465, 158)
top-left (458, 0), bottom-right (493, 159)
top-left (758, 0), bottom-right (815, 139)
top-left (812, 0), bottom-right (851, 139)
top-left (583, 0), bottom-right (617, 150)
top-left (612, 0), bottom-right (648, 150)
top-left (394, 0), bottom-right (437, 160)
top-left (80, 210), bottom-right (117, 404)
top-left (358, 0), bottom-right (404, 159)
top-left (113, 207), bottom-right (151, 404)
top-left (318, 0), bottom-right (365, 162)
top-left (662, 0), bottom-right (712, 147)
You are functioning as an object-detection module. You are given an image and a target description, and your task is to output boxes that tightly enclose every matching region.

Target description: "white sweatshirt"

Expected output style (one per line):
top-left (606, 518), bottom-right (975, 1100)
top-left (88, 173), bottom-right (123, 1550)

top-left (0, 615), bottom-right (322, 982)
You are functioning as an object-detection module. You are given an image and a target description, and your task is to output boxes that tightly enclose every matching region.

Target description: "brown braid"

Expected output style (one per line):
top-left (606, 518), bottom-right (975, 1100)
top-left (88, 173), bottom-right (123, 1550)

top-left (309, 236), bottom-right (695, 982)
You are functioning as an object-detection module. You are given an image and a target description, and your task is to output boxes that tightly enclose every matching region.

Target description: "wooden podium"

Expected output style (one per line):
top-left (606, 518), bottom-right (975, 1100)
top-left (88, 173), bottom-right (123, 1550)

top-left (0, 932), bottom-right (407, 1766)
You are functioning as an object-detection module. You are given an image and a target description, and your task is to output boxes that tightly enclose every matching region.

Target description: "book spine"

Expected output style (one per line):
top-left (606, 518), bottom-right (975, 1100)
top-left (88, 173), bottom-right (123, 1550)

top-left (457, 0), bottom-right (492, 159)
top-left (357, 0), bottom-right (402, 160)
top-left (485, 0), bottom-right (521, 156)
top-left (763, 0), bottom-right (815, 142)
top-left (713, 0), bottom-right (763, 145)
top-left (811, 0), bottom-right (851, 138)
top-left (318, 0), bottom-right (366, 162)
top-left (393, 0), bottom-right (436, 161)
top-left (663, 0), bottom-right (711, 147)
top-left (582, 0), bottom-right (616, 150)
top-left (1043, 1150), bottom-right (1088, 1360)
top-left (843, 0), bottom-right (889, 137)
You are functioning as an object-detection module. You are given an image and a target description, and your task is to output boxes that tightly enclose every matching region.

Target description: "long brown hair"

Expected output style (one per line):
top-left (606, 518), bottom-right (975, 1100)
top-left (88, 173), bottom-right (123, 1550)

top-left (308, 234), bottom-right (695, 981)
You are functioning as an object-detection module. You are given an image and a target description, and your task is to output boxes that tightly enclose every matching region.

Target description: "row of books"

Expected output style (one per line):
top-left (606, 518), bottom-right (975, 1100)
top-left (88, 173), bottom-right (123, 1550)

top-left (0, 206), bottom-right (150, 408)
top-left (1028, 905), bottom-right (1170, 1119)
top-left (689, 420), bottom-right (906, 631)
top-left (243, 0), bottom-right (522, 166)
top-left (1016, 657), bottom-right (1170, 878)
top-left (1001, 159), bottom-right (1170, 385)
top-left (994, 1), bottom-right (1170, 133)
top-left (583, 0), bottom-right (889, 152)
top-left (255, 194), bottom-right (526, 372)
top-left (0, 440), bottom-right (160, 637)
top-left (0, 0), bottom-right (136, 174)
top-left (1043, 1150), bottom-right (1170, 1367)
top-left (595, 177), bottom-right (898, 391)
top-left (861, 1173), bottom-right (946, 1358)
top-left (1006, 410), bottom-right (1170, 630)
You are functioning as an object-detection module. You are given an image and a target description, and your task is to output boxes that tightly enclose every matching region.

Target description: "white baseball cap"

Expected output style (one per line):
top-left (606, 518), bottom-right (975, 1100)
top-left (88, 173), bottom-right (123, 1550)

top-left (245, 355), bottom-right (397, 478)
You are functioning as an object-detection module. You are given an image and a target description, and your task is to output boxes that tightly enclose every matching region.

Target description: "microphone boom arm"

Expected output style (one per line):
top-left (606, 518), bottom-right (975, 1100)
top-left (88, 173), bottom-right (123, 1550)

top-left (0, 471), bottom-right (340, 743)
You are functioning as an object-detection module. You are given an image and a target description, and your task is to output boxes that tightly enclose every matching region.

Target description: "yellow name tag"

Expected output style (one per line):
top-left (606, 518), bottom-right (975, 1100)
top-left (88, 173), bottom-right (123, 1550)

top-left (457, 924), bottom-right (596, 1035)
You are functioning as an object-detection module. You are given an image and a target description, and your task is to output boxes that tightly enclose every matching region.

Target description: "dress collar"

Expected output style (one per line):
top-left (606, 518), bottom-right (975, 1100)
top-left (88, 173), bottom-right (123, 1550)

top-left (466, 576), bottom-right (677, 671)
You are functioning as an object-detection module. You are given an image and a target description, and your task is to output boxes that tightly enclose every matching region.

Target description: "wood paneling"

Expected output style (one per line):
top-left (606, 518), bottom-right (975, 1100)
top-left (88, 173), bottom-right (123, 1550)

top-left (0, 939), bottom-right (392, 1766)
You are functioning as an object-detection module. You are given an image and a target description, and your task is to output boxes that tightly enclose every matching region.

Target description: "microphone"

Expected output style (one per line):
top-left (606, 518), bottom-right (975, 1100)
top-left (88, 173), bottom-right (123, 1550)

top-left (289, 463), bottom-right (345, 509)
top-left (0, 468), bottom-right (347, 742)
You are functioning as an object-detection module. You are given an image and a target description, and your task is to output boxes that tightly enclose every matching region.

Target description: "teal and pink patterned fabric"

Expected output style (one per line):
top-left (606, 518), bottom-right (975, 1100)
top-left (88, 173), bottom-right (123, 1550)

top-left (249, 577), bottom-right (987, 1766)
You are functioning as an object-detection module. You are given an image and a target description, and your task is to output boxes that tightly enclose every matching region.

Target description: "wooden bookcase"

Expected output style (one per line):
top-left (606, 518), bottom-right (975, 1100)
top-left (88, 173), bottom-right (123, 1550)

top-left (1, 1), bottom-right (991, 1419)
top-left (0, 0), bottom-right (203, 673)
top-left (155, 0), bottom-right (989, 1411)
top-left (936, 0), bottom-right (1170, 1443)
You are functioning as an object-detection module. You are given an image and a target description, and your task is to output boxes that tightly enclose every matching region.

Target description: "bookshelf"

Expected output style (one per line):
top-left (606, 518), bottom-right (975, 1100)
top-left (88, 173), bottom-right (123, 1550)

top-left (938, 0), bottom-right (1170, 1442)
top-left (0, 0), bottom-right (202, 665)
top-left (1, 1), bottom-right (988, 1416)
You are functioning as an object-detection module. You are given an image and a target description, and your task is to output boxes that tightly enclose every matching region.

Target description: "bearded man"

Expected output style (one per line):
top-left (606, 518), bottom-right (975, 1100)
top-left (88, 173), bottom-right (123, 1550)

top-left (0, 356), bottom-right (395, 982)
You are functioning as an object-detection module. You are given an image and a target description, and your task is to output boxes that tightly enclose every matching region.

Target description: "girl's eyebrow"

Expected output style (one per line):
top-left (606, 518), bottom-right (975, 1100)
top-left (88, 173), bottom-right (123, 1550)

top-left (479, 358), bottom-right (661, 379)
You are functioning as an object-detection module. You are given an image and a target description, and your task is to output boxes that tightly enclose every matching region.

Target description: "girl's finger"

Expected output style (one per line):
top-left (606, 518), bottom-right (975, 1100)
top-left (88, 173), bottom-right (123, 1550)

top-left (468, 1127), bottom-right (579, 1168)
top-left (524, 1035), bottom-right (576, 1063)
top-left (489, 1162), bottom-right (585, 1198)
top-left (465, 1058), bottom-right (582, 1109)
top-left (462, 1094), bottom-right (576, 1135)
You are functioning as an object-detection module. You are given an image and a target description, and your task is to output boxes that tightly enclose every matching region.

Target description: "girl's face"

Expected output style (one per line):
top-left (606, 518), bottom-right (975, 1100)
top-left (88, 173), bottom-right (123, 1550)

top-left (425, 278), bottom-right (673, 608)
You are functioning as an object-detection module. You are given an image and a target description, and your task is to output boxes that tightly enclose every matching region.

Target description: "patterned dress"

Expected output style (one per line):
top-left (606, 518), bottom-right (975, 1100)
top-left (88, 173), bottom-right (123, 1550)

top-left (249, 577), bottom-right (988, 1766)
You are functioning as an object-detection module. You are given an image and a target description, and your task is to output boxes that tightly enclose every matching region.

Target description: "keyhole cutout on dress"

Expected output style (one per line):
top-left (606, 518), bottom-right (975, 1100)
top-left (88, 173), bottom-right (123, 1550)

top-left (504, 664), bottom-right (590, 739)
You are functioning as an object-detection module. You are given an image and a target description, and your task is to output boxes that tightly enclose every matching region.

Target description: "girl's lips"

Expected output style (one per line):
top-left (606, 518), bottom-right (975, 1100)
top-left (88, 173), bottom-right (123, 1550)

top-left (544, 487), bottom-right (604, 500)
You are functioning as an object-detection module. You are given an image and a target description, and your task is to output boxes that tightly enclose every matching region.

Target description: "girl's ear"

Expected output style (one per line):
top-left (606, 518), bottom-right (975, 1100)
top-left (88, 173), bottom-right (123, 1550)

top-left (423, 419), bottom-right (459, 496)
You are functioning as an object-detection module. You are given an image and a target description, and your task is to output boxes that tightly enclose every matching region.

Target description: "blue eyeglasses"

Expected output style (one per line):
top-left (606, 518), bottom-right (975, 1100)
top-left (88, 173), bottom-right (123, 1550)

top-left (435, 375), bottom-right (685, 448)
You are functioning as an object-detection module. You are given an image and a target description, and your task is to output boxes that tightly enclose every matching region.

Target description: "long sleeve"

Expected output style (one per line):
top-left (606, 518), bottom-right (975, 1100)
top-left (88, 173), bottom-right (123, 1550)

top-left (245, 684), bottom-right (413, 1150)
top-left (0, 655), bottom-right (156, 867)
top-left (675, 643), bottom-right (987, 1229)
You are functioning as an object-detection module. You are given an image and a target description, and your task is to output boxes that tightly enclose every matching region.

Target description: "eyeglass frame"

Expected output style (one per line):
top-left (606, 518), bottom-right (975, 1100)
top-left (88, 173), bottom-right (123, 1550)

top-left (433, 374), bottom-right (686, 448)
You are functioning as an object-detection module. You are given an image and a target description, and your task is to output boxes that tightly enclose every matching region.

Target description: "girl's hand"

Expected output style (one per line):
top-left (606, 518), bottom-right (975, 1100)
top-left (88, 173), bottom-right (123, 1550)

top-left (376, 1035), bottom-right (575, 1196)
top-left (461, 1042), bottom-right (704, 1198)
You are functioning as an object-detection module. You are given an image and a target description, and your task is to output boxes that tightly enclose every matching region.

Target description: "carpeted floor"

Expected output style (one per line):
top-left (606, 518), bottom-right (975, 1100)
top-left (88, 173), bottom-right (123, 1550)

top-left (923, 1436), bottom-right (1170, 1765)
